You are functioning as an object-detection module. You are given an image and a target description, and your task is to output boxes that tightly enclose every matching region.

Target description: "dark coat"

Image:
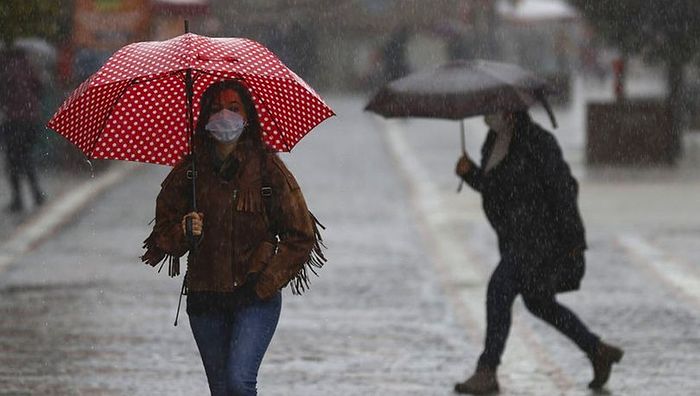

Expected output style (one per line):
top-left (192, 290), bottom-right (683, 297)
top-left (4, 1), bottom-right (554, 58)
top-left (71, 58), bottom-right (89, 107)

top-left (0, 49), bottom-right (41, 122)
top-left (461, 120), bottom-right (586, 293)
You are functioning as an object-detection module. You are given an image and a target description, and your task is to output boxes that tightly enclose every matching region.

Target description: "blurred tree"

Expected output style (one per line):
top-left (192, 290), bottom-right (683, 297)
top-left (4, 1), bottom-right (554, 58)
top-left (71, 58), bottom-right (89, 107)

top-left (569, 0), bottom-right (700, 158)
top-left (0, 0), bottom-right (71, 46)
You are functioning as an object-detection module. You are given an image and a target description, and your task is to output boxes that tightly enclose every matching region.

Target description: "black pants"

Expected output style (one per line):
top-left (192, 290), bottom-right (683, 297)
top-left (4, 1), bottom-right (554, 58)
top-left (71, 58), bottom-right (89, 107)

top-left (477, 257), bottom-right (599, 369)
top-left (2, 121), bottom-right (42, 205)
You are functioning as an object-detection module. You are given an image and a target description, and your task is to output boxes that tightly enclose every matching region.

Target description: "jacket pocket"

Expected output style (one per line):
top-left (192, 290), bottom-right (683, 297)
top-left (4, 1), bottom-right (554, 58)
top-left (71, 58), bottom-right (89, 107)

top-left (248, 241), bottom-right (277, 273)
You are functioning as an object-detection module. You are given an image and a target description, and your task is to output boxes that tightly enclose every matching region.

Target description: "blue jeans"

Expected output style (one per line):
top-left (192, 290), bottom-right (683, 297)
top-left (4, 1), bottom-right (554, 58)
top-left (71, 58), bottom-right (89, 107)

top-left (189, 291), bottom-right (282, 396)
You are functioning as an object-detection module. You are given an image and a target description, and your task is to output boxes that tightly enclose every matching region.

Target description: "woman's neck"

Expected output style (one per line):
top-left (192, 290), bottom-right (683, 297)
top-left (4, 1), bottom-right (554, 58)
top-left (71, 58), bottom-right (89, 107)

top-left (215, 141), bottom-right (238, 159)
top-left (493, 125), bottom-right (514, 138)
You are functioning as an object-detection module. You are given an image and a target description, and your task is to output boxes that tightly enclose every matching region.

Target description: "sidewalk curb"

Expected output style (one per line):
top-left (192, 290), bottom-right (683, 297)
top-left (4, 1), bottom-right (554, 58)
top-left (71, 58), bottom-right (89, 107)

top-left (617, 234), bottom-right (700, 308)
top-left (0, 162), bottom-right (142, 275)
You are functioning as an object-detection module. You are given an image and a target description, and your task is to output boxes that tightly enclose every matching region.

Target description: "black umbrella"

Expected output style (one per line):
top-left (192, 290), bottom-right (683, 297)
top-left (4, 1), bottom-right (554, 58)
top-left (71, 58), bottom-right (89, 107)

top-left (366, 59), bottom-right (557, 147)
top-left (365, 59), bottom-right (557, 191)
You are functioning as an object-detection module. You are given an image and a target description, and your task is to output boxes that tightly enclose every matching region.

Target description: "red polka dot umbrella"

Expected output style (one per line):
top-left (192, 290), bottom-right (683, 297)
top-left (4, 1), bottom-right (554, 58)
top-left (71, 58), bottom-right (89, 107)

top-left (47, 32), bottom-right (335, 167)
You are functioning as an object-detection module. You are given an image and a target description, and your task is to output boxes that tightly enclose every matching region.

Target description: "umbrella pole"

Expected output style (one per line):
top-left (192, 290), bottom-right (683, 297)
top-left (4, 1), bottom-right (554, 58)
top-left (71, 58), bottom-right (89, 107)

top-left (186, 69), bottom-right (196, 213)
top-left (457, 120), bottom-right (466, 193)
top-left (460, 119), bottom-right (466, 154)
top-left (176, 20), bottom-right (196, 327)
top-left (184, 19), bottom-right (197, 215)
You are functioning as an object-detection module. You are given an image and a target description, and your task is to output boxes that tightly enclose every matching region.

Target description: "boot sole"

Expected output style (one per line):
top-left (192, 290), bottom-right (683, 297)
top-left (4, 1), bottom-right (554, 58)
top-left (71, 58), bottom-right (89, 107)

top-left (454, 383), bottom-right (500, 395)
top-left (454, 387), bottom-right (499, 395)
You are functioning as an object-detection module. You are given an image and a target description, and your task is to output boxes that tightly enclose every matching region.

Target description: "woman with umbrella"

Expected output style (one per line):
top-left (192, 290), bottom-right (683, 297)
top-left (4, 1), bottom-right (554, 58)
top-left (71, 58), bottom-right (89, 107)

top-left (48, 29), bottom-right (333, 395)
top-left (367, 60), bottom-right (623, 394)
top-left (453, 110), bottom-right (623, 394)
top-left (142, 79), bottom-right (324, 396)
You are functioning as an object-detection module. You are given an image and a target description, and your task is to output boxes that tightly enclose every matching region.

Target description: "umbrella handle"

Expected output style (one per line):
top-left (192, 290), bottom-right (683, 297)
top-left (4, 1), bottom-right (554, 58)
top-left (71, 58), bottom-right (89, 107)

top-left (186, 217), bottom-right (195, 247)
top-left (457, 119), bottom-right (466, 193)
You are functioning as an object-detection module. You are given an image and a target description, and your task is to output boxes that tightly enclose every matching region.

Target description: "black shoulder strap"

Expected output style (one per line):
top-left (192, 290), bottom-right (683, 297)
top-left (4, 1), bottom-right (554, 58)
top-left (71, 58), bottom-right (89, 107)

top-left (260, 153), bottom-right (279, 237)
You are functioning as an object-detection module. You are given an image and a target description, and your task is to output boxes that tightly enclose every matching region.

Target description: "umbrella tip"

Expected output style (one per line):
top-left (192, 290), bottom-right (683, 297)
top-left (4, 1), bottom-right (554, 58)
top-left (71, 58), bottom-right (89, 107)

top-left (184, 20), bottom-right (189, 33)
top-left (535, 91), bottom-right (558, 129)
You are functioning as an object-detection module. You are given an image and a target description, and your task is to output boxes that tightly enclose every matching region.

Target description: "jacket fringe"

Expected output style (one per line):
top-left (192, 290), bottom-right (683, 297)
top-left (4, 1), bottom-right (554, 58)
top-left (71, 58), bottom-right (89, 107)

top-left (141, 232), bottom-right (181, 277)
top-left (236, 189), bottom-right (264, 212)
top-left (290, 212), bottom-right (327, 295)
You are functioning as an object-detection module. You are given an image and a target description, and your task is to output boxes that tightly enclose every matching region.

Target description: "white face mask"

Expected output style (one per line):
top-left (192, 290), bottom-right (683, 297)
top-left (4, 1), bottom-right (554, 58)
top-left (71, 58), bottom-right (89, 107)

top-left (484, 112), bottom-right (511, 134)
top-left (206, 109), bottom-right (247, 144)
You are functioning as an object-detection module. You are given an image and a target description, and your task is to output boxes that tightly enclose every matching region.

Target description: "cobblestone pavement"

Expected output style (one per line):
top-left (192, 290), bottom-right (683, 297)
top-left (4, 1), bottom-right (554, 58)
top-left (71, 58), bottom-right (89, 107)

top-left (1, 83), bottom-right (699, 395)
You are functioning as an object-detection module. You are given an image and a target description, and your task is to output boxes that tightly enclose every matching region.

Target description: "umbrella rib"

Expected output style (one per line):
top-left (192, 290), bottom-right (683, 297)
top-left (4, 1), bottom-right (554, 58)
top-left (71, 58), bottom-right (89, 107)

top-left (254, 94), bottom-right (292, 152)
top-left (91, 70), bottom-right (183, 89)
top-left (86, 80), bottom-right (135, 157)
top-left (195, 69), bottom-right (240, 81)
top-left (191, 70), bottom-right (204, 85)
top-left (255, 92), bottom-right (290, 151)
top-left (195, 69), bottom-right (301, 87)
top-left (87, 70), bottom-right (186, 157)
top-left (131, 70), bottom-right (185, 85)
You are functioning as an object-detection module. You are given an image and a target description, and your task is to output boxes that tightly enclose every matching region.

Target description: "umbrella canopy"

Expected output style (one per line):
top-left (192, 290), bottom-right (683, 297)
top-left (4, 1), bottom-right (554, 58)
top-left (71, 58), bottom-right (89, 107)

top-left (365, 59), bottom-right (556, 127)
top-left (48, 33), bottom-right (334, 166)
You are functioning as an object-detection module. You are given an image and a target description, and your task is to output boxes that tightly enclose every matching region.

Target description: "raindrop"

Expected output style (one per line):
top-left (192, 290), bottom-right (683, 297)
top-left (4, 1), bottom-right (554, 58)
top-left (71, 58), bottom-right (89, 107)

top-left (85, 159), bottom-right (95, 178)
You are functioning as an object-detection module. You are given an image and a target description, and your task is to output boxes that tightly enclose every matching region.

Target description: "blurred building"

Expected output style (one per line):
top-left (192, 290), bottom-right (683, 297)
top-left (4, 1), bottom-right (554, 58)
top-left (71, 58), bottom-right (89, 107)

top-left (496, 0), bottom-right (582, 73)
top-left (61, 0), bottom-right (510, 92)
top-left (67, 0), bottom-right (209, 84)
top-left (496, 0), bottom-right (584, 104)
top-left (71, 0), bottom-right (150, 82)
top-left (207, 0), bottom-right (499, 91)
top-left (54, 0), bottom-right (593, 94)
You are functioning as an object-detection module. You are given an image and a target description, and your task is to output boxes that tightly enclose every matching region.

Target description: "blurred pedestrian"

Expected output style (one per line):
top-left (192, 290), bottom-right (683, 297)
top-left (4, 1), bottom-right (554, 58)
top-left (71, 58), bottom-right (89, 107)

top-left (0, 47), bottom-right (45, 213)
top-left (142, 80), bottom-right (324, 396)
top-left (453, 111), bottom-right (623, 394)
top-left (382, 25), bottom-right (411, 82)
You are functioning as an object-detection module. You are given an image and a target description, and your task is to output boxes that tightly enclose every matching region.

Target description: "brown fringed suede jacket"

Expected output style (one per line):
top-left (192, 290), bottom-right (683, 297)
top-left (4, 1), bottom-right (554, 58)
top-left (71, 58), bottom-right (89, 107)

top-left (142, 139), bottom-right (325, 300)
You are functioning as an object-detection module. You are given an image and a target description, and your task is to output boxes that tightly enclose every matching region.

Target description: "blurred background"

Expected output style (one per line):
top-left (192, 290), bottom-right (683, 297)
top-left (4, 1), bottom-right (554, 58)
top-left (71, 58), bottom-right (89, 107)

top-left (1, 1), bottom-right (699, 394)
top-left (2, 0), bottom-right (700, 171)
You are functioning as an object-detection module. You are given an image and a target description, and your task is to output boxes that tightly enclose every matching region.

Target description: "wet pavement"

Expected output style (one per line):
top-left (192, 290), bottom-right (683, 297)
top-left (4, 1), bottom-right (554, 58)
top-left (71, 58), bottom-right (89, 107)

top-left (1, 77), bottom-right (699, 395)
top-left (0, 160), bottom-right (87, 242)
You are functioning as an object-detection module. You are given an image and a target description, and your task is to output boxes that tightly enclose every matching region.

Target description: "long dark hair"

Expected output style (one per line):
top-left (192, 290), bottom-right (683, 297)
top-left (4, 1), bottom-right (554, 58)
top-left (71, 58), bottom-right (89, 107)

top-left (195, 79), bottom-right (267, 153)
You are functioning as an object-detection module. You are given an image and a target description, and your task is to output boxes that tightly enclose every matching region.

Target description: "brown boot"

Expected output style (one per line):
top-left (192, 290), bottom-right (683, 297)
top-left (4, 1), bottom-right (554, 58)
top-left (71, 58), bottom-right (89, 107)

top-left (454, 366), bottom-right (499, 394)
top-left (587, 341), bottom-right (624, 390)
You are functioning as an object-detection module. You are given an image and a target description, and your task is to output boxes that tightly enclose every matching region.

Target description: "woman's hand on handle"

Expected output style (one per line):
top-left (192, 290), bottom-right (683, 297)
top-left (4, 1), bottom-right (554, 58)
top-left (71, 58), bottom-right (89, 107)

top-left (182, 212), bottom-right (204, 237)
top-left (455, 153), bottom-right (472, 177)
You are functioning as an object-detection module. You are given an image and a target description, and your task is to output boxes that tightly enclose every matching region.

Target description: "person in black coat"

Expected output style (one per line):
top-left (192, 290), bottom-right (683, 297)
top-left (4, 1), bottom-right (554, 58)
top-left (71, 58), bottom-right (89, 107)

top-left (0, 47), bottom-right (45, 213)
top-left (453, 111), bottom-right (623, 394)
